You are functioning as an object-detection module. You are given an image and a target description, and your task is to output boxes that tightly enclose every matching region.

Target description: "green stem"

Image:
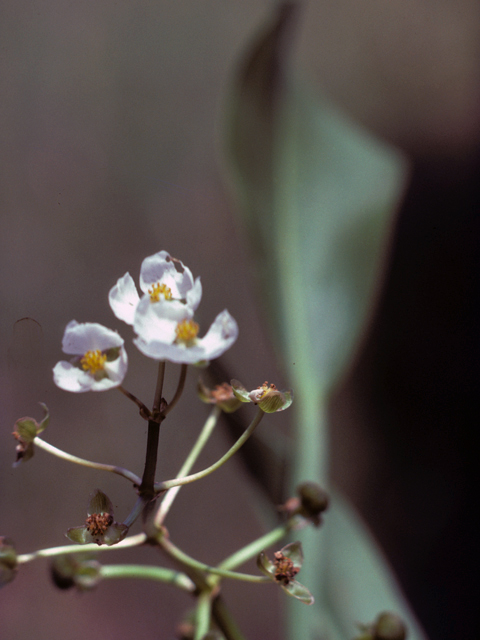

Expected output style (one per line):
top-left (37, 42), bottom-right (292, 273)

top-left (212, 597), bottom-right (248, 640)
top-left (123, 496), bottom-right (146, 528)
top-left (163, 364), bottom-right (187, 417)
top-left (100, 564), bottom-right (195, 592)
top-left (154, 405), bottom-right (221, 527)
top-left (156, 408), bottom-right (264, 491)
top-left (17, 533), bottom-right (147, 564)
top-left (195, 591), bottom-right (213, 640)
top-left (158, 535), bottom-right (270, 584)
top-left (217, 520), bottom-right (296, 571)
top-left (33, 437), bottom-right (141, 485)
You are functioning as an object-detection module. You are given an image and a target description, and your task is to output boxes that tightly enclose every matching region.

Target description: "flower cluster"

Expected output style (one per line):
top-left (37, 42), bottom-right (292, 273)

top-left (53, 251), bottom-right (238, 392)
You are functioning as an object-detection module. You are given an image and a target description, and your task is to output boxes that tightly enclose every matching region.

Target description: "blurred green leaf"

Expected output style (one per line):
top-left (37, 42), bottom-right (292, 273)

top-left (224, 3), bottom-right (429, 639)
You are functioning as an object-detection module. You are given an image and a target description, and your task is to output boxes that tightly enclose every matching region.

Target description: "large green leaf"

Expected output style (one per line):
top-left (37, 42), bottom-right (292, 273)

top-left (224, 3), bottom-right (429, 639)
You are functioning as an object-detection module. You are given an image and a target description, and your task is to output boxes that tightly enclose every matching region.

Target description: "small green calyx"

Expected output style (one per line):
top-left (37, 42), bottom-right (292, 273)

top-left (66, 490), bottom-right (128, 546)
top-left (0, 537), bottom-right (18, 587)
top-left (51, 554), bottom-right (101, 592)
top-left (231, 380), bottom-right (293, 413)
top-left (257, 541), bottom-right (314, 605)
top-left (12, 403), bottom-right (49, 466)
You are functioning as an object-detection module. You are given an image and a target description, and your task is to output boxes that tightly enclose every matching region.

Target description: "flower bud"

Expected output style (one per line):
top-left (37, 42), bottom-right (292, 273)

top-left (354, 612), bottom-right (407, 640)
top-left (197, 380), bottom-right (242, 413)
top-left (373, 612), bottom-right (407, 640)
top-left (0, 537), bottom-right (18, 587)
top-left (12, 403), bottom-right (49, 466)
top-left (51, 554), bottom-right (101, 591)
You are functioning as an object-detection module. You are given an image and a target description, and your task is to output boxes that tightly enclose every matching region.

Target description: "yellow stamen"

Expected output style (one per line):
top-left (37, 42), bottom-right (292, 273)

top-left (149, 282), bottom-right (173, 303)
top-left (258, 381), bottom-right (277, 399)
top-left (81, 350), bottom-right (107, 375)
top-left (175, 319), bottom-right (199, 344)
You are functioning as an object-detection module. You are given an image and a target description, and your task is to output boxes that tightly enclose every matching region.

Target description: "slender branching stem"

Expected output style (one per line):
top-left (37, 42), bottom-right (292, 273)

top-left (195, 590), bottom-right (213, 640)
top-left (155, 408), bottom-right (265, 491)
top-left (163, 363), bottom-right (187, 417)
top-left (117, 386), bottom-right (151, 418)
top-left (139, 361), bottom-right (167, 501)
top-left (152, 361), bottom-right (166, 415)
top-left (154, 405), bottom-right (221, 527)
top-left (17, 533), bottom-right (147, 564)
top-left (217, 520), bottom-right (298, 572)
top-left (212, 596), bottom-right (248, 640)
top-left (139, 418), bottom-right (162, 500)
top-left (157, 535), bottom-right (270, 584)
top-left (122, 496), bottom-right (146, 528)
top-left (100, 564), bottom-right (195, 592)
top-left (33, 437), bottom-right (141, 485)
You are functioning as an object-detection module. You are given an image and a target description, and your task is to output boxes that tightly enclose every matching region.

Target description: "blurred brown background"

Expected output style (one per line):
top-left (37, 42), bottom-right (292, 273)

top-left (1, 2), bottom-right (479, 639)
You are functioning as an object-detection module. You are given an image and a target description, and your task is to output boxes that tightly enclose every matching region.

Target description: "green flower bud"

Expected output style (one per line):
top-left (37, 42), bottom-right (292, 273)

top-left (354, 612), bottom-right (407, 640)
top-left (51, 554), bottom-right (101, 591)
top-left (0, 537), bottom-right (18, 587)
top-left (374, 612), bottom-right (407, 640)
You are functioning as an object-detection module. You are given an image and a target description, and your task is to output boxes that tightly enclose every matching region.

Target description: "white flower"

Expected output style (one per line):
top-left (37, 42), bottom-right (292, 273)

top-left (53, 321), bottom-right (127, 392)
top-left (109, 250), bottom-right (202, 325)
top-left (134, 309), bottom-right (238, 365)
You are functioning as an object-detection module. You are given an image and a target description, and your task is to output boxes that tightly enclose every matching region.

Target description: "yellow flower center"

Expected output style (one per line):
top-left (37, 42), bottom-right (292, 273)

top-left (175, 319), bottom-right (199, 344)
top-left (80, 350), bottom-right (107, 375)
top-left (149, 282), bottom-right (173, 303)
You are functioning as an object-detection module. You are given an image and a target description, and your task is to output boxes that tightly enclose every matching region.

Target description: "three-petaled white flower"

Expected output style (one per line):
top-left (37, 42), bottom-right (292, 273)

top-left (53, 321), bottom-right (128, 392)
top-left (110, 251), bottom-right (238, 365)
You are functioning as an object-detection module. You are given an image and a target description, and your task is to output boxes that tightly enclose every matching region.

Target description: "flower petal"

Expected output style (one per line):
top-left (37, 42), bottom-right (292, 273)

top-left (186, 277), bottom-right (202, 311)
top-left (133, 295), bottom-right (185, 344)
top-left (61, 321), bottom-right (124, 355)
top-left (108, 272), bottom-right (140, 325)
top-left (196, 310), bottom-right (238, 360)
top-left (133, 310), bottom-right (238, 364)
top-left (53, 361), bottom-right (97, 392)
top-left (139, 251), bottom-right (196, 301)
